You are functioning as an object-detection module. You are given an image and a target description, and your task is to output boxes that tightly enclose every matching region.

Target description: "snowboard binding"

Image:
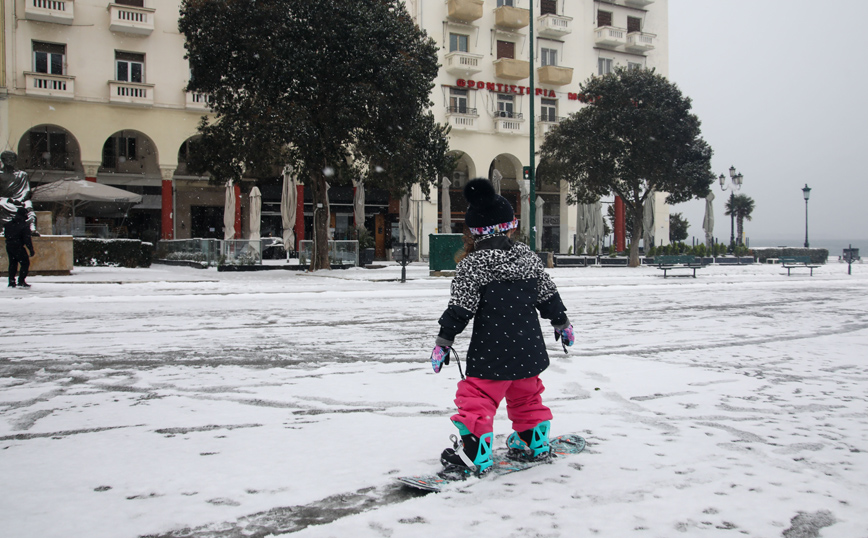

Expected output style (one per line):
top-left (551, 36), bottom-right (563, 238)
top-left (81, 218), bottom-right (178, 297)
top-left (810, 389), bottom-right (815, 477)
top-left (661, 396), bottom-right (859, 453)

top-left (506, 421), bottom-right (553, 463)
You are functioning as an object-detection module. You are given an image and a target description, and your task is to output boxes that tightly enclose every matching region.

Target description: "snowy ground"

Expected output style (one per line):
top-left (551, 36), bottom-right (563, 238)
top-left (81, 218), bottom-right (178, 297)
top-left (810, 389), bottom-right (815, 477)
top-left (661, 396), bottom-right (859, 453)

top-left (1, 261), bottom-right (866, 538)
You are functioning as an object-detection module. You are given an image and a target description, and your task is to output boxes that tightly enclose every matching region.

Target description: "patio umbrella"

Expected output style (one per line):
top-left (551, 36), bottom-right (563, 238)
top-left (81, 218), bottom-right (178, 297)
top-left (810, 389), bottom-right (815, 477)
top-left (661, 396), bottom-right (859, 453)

top-left (575, 203), bottom-right (588, 253)
top-left (352, 177), bottom-right (365, 228)
top-left (249, 186), bottom-right (261, 241)
top-left (643, 192), bottom-right (655, 251)
top-left (440, 176), bottom-right (452, 233)
top-left (223, 180), bottom-right (236, 241)
top-left (31, 178), bottom-right (142, 220)
top-left (702, 192), bottom-right (715, 249)
top-left (281, 166), bottom-right (296, 253)
top-left (491, 169), bottom-right (502, 196)
top-left (519, 179), bottom-right (531, 238)
top-left (398, 193), bottom-right (417, 244)
top-left (535, 196), bottom-right (544, 251)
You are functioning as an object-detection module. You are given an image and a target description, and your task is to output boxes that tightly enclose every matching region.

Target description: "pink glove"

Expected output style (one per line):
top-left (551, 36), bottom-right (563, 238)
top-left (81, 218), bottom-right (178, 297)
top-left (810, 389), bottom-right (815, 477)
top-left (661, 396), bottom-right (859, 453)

top-left (555, 324), bottom-right (575, 348)
top-left (430, 345), bottom-right (451, 373)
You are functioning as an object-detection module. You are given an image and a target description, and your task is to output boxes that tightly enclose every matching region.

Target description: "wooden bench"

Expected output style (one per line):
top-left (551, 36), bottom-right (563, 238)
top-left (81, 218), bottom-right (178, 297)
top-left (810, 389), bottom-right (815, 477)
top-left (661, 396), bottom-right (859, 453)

top-left (780, 256), bottom-right (819, 276)
top-left (654, 255), bottom-right (702, 278)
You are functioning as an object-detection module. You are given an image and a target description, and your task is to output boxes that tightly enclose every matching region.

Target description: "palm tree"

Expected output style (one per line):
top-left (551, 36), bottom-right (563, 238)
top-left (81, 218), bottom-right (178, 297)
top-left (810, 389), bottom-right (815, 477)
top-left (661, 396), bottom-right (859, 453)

top-left (724, 194), bottom-right (755, 245)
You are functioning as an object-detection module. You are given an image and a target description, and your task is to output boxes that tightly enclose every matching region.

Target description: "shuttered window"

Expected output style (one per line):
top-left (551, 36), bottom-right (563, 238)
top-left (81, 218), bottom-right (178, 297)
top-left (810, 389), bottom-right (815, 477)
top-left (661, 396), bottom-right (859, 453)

top-left (497, 40), bottom-right (515, 60)
top-left (598, 10), bottom-right (613, 27)
top-left (627, 17), bottom-right (642, 33)
top-left (541, 0), bottom-right (557, 16)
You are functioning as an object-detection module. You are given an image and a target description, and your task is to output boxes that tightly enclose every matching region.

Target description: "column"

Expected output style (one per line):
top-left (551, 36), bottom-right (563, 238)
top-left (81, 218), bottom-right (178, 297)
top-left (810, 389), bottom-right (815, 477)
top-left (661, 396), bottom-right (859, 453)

top-left (614, 196), bottom-right (626, 252)
top-left (160, 166), bottom-right (175, 240)
top-left (82, 161), bottom-right (100, 183)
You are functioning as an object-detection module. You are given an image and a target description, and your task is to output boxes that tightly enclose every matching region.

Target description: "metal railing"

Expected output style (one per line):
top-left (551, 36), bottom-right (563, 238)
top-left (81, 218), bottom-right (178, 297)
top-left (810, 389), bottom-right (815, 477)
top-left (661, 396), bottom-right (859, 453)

top-left (298, 240), bottom-right (359, 267)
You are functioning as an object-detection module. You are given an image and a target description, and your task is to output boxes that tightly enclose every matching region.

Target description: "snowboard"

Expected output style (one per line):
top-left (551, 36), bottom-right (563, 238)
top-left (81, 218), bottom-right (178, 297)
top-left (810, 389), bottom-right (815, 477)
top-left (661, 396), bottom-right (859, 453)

top-left (396, 433), bottom-right (585, 492)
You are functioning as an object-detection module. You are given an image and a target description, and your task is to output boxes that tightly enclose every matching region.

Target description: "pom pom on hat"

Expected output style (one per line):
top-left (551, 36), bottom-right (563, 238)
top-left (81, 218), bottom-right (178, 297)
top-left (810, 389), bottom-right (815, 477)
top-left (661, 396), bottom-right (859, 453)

top-left (463, 178), bottom-right (516, 232)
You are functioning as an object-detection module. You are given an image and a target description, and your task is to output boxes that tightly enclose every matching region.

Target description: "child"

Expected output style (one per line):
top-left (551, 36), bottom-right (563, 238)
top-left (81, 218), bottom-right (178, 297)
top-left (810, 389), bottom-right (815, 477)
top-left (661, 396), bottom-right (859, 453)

top-left (3, 202), bottom-right (36, 288)
top-left (430, 178), bottom-right (574, 474)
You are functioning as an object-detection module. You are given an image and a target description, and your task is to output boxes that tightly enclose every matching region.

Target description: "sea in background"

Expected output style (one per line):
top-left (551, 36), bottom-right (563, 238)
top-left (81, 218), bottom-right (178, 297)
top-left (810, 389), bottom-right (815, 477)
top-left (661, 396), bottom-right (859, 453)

top-left (683, 237), bottom-right (864, 259)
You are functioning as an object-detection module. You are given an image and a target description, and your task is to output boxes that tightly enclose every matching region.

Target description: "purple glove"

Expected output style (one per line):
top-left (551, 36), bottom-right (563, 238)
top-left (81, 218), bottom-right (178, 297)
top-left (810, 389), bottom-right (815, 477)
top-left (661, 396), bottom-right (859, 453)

top-left (430, 345), bottom-right (451, 373)
top-left (554, 324), bottom-right (575, 348)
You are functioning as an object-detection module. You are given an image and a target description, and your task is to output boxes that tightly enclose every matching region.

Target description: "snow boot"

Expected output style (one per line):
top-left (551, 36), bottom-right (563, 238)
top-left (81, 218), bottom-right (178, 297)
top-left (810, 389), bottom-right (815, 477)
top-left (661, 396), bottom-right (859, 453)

top-left (17, 279), bottom-right (30, 288)
top-left (8, 278), bottom-right (16, 288)
top-left (507, 420), bottom-right (551, 461)
top-left (440, 421), bottom-right (493, 476)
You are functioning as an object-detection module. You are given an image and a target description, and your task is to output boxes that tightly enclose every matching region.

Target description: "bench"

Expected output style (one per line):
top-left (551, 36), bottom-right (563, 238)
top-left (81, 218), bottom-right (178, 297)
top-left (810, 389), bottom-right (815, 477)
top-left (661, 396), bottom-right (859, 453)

top-left (780, 256), bottom-right (819, 276)
top-left (654, 255), bottom-right (702, 278)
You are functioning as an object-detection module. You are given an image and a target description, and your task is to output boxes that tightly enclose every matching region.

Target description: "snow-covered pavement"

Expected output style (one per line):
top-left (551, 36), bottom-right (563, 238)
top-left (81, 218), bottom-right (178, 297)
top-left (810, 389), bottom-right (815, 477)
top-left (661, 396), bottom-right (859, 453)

top-left (1, 261), bottom-right (866, 537)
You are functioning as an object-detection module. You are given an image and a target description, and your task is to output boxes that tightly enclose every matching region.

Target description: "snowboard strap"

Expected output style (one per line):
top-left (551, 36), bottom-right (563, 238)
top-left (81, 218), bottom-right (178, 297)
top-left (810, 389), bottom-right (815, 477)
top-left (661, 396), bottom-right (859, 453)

top-left (450, 434), bottom-right (477, 472)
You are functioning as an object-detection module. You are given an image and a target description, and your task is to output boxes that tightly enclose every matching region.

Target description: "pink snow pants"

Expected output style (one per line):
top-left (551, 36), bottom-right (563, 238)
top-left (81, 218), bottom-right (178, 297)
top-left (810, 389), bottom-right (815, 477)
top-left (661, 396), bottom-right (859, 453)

top-left (450, 376), bottom-right (553, 438)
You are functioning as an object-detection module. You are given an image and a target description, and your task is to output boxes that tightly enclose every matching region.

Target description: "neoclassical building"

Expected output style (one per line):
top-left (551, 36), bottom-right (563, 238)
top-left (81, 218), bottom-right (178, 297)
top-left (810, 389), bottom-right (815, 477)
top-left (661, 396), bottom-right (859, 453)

top-left (1, 0), bottom-right (670, 256)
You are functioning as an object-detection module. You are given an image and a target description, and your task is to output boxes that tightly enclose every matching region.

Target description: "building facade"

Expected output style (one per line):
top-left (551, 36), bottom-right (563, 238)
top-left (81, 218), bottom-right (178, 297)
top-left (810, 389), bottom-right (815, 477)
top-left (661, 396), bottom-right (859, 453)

top-left (1, 0), bottom-right (670, 256)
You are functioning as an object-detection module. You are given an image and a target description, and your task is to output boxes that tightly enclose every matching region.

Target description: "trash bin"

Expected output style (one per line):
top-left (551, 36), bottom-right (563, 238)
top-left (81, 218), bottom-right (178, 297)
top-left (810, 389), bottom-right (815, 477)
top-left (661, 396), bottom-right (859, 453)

top-left (428, 234), bottom-right (464, 271)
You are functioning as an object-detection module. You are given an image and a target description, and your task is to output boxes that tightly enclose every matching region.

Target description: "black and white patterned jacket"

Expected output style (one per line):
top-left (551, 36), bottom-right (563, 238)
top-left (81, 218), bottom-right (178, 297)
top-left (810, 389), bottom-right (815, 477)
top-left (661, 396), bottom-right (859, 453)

top-left (437, 236), bottom-right (569, 380)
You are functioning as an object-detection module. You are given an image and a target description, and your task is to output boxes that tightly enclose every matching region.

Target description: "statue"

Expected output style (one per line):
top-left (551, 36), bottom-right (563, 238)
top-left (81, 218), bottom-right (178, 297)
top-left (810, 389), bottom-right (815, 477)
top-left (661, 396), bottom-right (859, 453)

top-left (0, 151), bottom-right (37, 234)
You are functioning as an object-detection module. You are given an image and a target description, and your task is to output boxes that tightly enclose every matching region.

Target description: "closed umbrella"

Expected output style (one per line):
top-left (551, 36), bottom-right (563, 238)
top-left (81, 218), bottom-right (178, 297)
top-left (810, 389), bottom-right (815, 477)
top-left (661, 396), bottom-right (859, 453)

top-left (575, 203), bottom-right (588, 253)
top-left (702, 192), bottom-right (715, 250)
top-left (519, 179), bottom-right (531, 238)
top-left (352, 177), bottom-right (365, 228)
top-left (281, 166), bottom-right (296, 253)
top-left (249, 186), bottom-right (261, 241)
top-left (589, 200), bottom-right (604, 252)
top-left (223, 180), bottom-right (236, 241)
top-left (399, 193), bottom-right (417, 244)
top-left (643, 192), bottom-right (655, 251)
top-left (491, 169), bottom-right (502, 196)
top-left (440, 176), bottom-right (452, 233)
top-left (535, 196), bottom-right (544, 251)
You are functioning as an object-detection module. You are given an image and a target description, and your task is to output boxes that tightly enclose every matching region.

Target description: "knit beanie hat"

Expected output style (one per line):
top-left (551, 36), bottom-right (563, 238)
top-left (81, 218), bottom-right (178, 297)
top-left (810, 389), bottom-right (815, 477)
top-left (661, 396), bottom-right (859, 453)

top-left (464, 178), bottom-right (518, 236)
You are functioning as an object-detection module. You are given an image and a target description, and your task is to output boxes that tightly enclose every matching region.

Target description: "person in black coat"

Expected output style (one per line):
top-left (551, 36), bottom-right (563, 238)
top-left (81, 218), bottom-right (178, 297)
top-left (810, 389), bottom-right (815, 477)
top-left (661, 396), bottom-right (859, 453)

top-left (4, 203), bottom-right (35, 288)
top-left (430, 179), bottom-right (575, 475)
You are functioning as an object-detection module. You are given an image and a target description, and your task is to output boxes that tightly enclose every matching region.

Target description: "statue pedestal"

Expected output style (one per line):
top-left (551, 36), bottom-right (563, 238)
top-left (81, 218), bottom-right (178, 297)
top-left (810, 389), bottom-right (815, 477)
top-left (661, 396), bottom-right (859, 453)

top-left (1, 235), bottom-right (74, 276)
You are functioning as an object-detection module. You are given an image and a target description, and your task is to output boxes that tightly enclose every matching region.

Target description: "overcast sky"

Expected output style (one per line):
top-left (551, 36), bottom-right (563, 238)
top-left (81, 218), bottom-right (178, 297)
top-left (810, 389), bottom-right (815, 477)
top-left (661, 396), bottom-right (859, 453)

top-left (668, 0), bottom-right (868, 243)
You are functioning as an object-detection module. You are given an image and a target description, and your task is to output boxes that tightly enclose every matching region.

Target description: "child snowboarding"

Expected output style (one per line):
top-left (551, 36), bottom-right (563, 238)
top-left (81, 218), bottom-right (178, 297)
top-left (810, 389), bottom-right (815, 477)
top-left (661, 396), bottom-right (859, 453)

top-left (430, 178), bottom-right (574, 475)
top-left (3, 202), bottom-right (36, 288)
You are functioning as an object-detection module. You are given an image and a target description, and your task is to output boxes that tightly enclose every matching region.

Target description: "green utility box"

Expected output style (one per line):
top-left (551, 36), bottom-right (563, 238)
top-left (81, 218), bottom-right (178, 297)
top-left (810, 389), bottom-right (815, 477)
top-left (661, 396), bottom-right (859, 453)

top-left (428, 234), bottom-right (464, 272)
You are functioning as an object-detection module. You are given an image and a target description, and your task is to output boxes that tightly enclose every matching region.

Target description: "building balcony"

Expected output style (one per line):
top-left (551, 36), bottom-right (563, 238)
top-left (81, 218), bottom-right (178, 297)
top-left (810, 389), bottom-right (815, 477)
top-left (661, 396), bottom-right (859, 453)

top-left (443, 51), bottom-right (484, 77)
top-left (594, 26), bottom-right (627, 48)
top-left (24, 72), bottom-right (75, 99)
top-left (108, 3), bottom-right (155, 36)
top-left (446, 107), bottom-right (479, 131)
top-left (108, 81), bottom-right (154, 106)
top-left (494, 112), bottom-right (524, 134)
top-left (536, 13), bottom-right (572, 38)
top-left (493, 58), bottom-right (529, 81)
top-left (447, 0), bottom-right (484, 23)
top-left (626, 31), bottom-right (656, 53)
top-left (494, 6), bottom-right (529, 30)
top-left (538, 116), bottom-right (564, 137)
top-left (25, 0), bottom-right (75, 25)
top-left (186, 91), bottom-right (212, 111)
top-left (537, 65), bottom-right (573, 86)
top-left (624, 0), bottom-right (655, 7)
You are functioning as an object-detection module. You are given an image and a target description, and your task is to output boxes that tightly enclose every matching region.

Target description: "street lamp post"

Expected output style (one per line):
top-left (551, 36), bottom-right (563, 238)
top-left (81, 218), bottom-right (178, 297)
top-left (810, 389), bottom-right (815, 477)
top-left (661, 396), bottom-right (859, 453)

top-left (719, 166), bottom-right (744, 251)
top-left (802, 184), bottom-right (811, 248)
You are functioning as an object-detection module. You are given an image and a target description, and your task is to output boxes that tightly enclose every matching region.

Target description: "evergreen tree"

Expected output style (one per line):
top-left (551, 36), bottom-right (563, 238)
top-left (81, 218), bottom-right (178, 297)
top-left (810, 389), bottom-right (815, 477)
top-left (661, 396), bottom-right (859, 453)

top-left (669, 212), bottom-right (690, 242)
top-left (539, 68), bottom-right (715, 266)
top-left (179, 0), bottom-right (452, 270)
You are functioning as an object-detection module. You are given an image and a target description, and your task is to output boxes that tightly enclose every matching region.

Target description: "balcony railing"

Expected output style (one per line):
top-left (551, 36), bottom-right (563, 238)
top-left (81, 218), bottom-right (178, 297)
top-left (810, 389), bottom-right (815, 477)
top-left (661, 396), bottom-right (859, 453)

top-left (447, 0), bottom-right (484, 22)
top-left (494, 115), bottom-right (524, 134)
top-left (536, 13), bottom-right (572, 38)
top-left (626, 32), bottom-right (656, 53)
top-left (494, 6), bottom-right (529, 30)
top-left (493, 58), bottom-right (529, 80)
top-left (537, 65), bottom-right (573, 86)
top-left (108, 3), bottom-right (155, 35)
top-left (538, 116), bottom-right (564, 137)
top-left (594, 26), bottom-right (627, 48)
top-left (186, 91), bottom-right (212, 111)
top-left (447, 106), bottom-right (478, 116)
top-left (109, 81), bottom-right (155, 106)
top-left (24, 72), bottom-right (75, 99)
top-left (446, 107), bottom-right (478, 130)
top-left (25, 0), bottom-right (75, 25)
top-left (444, 51), bottom-right (484, 77)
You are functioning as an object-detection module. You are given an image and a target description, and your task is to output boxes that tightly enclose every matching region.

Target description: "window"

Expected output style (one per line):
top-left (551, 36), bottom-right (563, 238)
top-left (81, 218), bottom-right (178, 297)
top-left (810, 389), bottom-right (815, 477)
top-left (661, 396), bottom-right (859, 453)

top-left (497, 0), bottom-right (514, 6)
top-left (33, 42), bottom-right (65, 75)
top-left (450, 88), bottom-right (469, 114)
top-left (540, 99), bottom-right (557, 122)
top-left (540, 0), bottom-right (557, 16)
top-left (449, 33), bottom-right (468, 53)
top-left (597, 10), bottom-right (613, 28)
top-left (628, 62), bottom-right (643, 71)
top-left (116, 51), bottom-right (144, 83)
top-left (627, 17), bottom-right (642, 33)
top-left (496, 40), bottom-right (515, 60)
top-left (116, 0), bottom-right (145, 6)
top-left (497, 94), bottom-right (515, 118)
top-left (598, 58), bottom-right (613, 75)
top-left (102, 135), bottom-right (137, 169)
top-left (29, 131), bottom-right (69, 169)
top-left (540, 48), bottom-right (557, 67)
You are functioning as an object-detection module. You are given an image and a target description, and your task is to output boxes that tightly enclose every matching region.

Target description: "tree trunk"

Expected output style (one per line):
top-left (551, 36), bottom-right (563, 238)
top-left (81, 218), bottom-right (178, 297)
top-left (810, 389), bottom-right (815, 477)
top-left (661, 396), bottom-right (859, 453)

top-left (736, 216), bottom-right (744, 246)
top-left (309, 172), bottom-right (331, 271)
top-left (629, 206), bottom-right (643, 267)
